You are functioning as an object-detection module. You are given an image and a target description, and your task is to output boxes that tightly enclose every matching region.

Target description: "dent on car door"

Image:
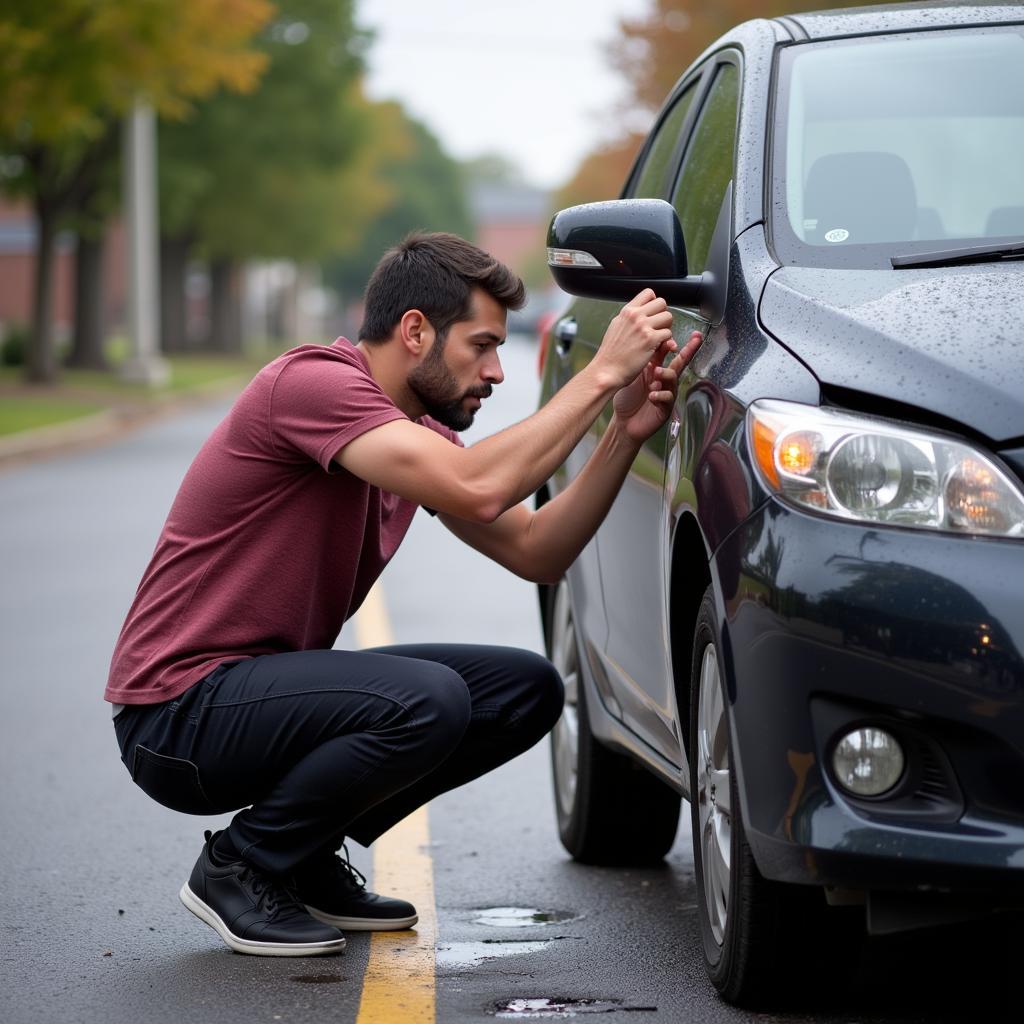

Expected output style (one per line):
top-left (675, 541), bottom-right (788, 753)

top-left (595, 57), bottom-right (741, 768)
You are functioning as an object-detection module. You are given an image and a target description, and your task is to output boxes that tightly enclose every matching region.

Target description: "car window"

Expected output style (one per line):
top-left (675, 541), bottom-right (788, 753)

top-left (772, 28), bottom-right (1024, 268)
top-left (671, 62), bottom-right (740, 274)
top-left (630, 85), bottom-right (698, 199)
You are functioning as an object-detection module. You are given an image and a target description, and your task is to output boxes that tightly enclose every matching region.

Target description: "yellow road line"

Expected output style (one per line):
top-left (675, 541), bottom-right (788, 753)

top-left (354, 581), bottom-right (395, 648)
top-left (356, 808), bottom-right (436, 1024)
top-left (353, 581), bottom-right (437, 1024)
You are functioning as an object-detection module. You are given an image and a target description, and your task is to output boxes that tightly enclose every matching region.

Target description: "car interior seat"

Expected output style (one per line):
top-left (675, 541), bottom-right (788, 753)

top-left (985, 207), bottom-right (1024, 238)
top-left (915, 206), bottom-right (946, 241)
top-left (804, 151), bottom-right (917, 245)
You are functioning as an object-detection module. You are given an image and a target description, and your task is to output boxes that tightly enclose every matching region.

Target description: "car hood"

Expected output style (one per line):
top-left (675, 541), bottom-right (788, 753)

top-left (759, 263), bottom-right (1024, 443)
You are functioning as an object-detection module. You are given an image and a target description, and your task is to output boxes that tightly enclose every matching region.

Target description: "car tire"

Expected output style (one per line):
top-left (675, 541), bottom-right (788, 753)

top-left (690, 584), bottom-right (781, 1002)
top-left (689, 584), bottom-right (862, 1006)
top-left (547, 578), bottom-right (680, 866)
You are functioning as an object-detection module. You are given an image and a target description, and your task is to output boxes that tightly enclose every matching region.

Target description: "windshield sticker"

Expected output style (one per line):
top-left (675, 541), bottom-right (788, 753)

top-left (824, 228), bottom-right (850, 243)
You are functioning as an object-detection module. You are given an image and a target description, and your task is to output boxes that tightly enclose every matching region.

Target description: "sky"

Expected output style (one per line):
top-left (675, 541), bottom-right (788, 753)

top-left (355, 0), bottom-right (653, 191)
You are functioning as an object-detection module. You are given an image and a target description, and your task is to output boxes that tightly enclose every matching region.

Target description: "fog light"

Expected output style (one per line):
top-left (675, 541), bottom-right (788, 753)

top-left (832, 728), bottom-right (904, 797)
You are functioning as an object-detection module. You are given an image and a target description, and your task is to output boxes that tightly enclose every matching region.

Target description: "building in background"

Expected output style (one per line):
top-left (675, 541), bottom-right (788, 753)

top-left (468, 180), bottom-right (567, 334)
top-left (469, 181), bottom-right (549, 281)
top-left (0, 198), bottom-right (127, 343)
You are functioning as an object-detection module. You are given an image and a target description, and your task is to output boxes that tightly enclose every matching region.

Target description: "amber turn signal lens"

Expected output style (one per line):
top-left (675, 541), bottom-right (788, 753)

top-left (752, 419), bottom-right (780, 488)
top-left (752, 420), bottom-right (819, 490)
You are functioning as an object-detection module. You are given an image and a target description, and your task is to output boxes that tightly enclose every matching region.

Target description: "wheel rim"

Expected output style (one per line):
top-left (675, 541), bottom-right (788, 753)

top-left (696, 642), bottom-right (731, 946)
top-left (550, 580), bottom-right (580, 817)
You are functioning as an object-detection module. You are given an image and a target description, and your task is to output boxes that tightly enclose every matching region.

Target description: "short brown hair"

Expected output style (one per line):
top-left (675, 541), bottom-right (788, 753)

top-left (359, 232), bottom-right (525, 343)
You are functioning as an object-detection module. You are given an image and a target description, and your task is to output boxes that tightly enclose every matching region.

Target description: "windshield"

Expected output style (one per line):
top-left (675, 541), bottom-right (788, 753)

top-left (771, 28), bottom-right (1024, 269)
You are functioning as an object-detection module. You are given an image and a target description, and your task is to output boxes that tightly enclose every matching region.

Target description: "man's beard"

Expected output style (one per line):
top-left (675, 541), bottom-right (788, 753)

top-left (407, 338), bottom-right (491, 432)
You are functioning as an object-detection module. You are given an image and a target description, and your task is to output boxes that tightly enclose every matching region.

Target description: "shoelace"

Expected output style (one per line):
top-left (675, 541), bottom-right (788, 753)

top-left (330, 844), bottom-right (367, 892)
top-left (238, 865), bottom-right (303, 916)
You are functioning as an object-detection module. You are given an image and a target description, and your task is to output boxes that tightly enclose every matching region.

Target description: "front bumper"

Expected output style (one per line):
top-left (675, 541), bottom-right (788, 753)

top-left (714, 498), bottom-right (1024, 892)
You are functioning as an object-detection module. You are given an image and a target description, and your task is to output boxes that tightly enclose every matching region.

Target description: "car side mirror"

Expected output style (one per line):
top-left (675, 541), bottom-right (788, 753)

top-left (546, 185), bottom-right (732, 323)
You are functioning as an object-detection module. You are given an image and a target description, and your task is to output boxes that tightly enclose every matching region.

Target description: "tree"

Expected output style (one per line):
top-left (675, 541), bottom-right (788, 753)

top-left (65, 136), bottom-right (119, 370)
top-left (322, 104), bottom-right (473, 314)
top-left (0, 0), bottom-right (272, 382)
top-left (461, 153), bottom-right (526, 188)
top-left (158, 0), bottom-right (370, 352)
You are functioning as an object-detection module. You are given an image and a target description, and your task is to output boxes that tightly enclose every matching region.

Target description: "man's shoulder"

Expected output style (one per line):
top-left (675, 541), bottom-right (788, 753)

top-left (265, 338), bottom-right (367, 379)
top-left (251, 338), bottom-right (380, 406)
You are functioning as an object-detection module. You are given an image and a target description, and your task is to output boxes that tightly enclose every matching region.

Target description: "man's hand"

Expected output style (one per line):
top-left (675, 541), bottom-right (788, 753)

top-left (443, 320), bottom-right (703, 583)
top-left (589, 289), bottom-right (676, 390)
top-left (612, 328), bottom-right (703, 444)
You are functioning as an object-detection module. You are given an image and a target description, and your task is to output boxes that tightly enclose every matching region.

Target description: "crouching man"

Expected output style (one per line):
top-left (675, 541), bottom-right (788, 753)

top-left (106, 232), bottom-right (701, 956)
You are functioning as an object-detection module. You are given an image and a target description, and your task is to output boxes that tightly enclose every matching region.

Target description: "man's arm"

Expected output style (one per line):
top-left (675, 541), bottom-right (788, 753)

top-left (336, 290), bottom-right (674, 523)
top-left (440, 331), bottom-right (704, 584)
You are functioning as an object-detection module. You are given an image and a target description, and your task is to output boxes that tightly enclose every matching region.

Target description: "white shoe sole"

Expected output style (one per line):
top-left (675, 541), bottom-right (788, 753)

top-left (179, 883), bottom-right (346, 956)
top-left (305, 904), bottom-right (418, 931)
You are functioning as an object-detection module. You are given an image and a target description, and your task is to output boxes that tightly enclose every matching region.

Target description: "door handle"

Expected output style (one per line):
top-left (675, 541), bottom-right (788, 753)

top-left (554, 317), bottom-right (577, 356)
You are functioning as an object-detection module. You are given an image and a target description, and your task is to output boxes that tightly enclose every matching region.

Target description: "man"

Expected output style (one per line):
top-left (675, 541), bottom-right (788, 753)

top-left (107, 232), bottom-right (702, 957)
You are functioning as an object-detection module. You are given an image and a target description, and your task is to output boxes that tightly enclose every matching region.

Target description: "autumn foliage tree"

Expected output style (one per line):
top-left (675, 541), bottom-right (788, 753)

top-left (0, 0), bottom-right (272, 382)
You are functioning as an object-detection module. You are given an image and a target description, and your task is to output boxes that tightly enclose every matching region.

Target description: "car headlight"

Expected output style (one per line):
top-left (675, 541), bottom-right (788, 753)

top-left (747, 399), bottom-right (1024, 538)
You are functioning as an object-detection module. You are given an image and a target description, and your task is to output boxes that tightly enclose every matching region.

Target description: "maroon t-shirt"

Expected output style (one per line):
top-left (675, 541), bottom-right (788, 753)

top-left (105, 338), bottom-right (461, 705)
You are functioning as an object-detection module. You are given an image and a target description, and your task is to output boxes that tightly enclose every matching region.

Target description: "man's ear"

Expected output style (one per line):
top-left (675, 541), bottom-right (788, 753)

top-left (398, 309), bottom-right (435, 357)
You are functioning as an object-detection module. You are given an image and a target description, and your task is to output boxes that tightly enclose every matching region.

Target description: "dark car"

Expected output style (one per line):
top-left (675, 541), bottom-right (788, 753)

top-left (535, 3), bottom-right (1024, 1006)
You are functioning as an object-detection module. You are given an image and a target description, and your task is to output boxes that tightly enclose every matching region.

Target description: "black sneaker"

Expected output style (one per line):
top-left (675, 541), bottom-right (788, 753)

top-left (179, 830), bottom-right (346, 956)
top-left (291, 844), bottom-right (418, 931)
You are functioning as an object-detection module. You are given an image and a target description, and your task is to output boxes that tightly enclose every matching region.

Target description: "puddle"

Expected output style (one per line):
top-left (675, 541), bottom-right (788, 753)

top-left (290, 974), bottom-right (342, 985)
top-left (493, 998), bottom-right (657, 1018)
top-left (436, 940), bottom-right (551, 969)
top-left (472, 907), bottom-right (579, 928)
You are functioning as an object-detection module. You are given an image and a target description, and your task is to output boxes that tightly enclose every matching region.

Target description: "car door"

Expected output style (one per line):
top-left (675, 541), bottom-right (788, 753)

top-left (594, 56), bottom-right (741, 766)
top-left (546, 73), bottom-right (706, 711)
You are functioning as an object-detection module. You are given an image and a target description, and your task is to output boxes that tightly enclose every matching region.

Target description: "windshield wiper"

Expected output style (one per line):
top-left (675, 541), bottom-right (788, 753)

top-left (892, 240), bottom-right (1024, 270)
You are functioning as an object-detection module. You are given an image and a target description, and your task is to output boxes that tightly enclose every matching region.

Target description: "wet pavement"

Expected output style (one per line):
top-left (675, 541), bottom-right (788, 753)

top-left (2, 336), bottom-right (1020, 1023)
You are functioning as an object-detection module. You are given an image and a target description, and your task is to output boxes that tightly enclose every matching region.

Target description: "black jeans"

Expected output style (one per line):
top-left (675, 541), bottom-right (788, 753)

top-left (114, 645), bottom-right (563, 875)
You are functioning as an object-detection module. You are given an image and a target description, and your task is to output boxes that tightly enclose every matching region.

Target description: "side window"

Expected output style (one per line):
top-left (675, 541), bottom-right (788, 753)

top-left (630, 85), bottom-right (698, 199)
top-left (672, 61), bottom-right (739, 274)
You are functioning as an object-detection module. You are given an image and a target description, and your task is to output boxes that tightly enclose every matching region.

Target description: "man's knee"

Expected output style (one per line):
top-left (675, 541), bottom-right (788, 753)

top-left (542, 656), bottom-right (566, 725)
top-left (510, 650), bottom-right (565, 732)
top-left (538, 655), bottom-right (566, 729)
top-left (411, 663), bottom-right (472, 749)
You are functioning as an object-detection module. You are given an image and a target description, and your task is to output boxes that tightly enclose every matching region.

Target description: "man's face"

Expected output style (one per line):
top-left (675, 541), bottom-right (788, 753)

top-left (407, 289), bottom-right (507, 431)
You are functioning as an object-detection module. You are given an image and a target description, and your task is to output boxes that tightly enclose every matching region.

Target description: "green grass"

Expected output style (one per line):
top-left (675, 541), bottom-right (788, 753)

top-left (163, 354), bottom-right (270, 391)
top-left (0, 349), bottom-right (279, 437)
top-left (0, 397), bottom-right (106, 436)
top-left (1, 353), bottom-right (269, 391)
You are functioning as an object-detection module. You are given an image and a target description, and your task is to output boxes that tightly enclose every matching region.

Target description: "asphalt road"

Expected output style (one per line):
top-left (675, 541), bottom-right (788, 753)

top-left (1, 335), bottom-right (1018, 1023)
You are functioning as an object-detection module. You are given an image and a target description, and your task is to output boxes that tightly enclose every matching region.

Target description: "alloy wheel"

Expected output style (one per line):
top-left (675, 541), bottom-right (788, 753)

top-left (549, 580), bottom-right (580, 818)
top-left (696, 642), bottom-right (731, 946)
